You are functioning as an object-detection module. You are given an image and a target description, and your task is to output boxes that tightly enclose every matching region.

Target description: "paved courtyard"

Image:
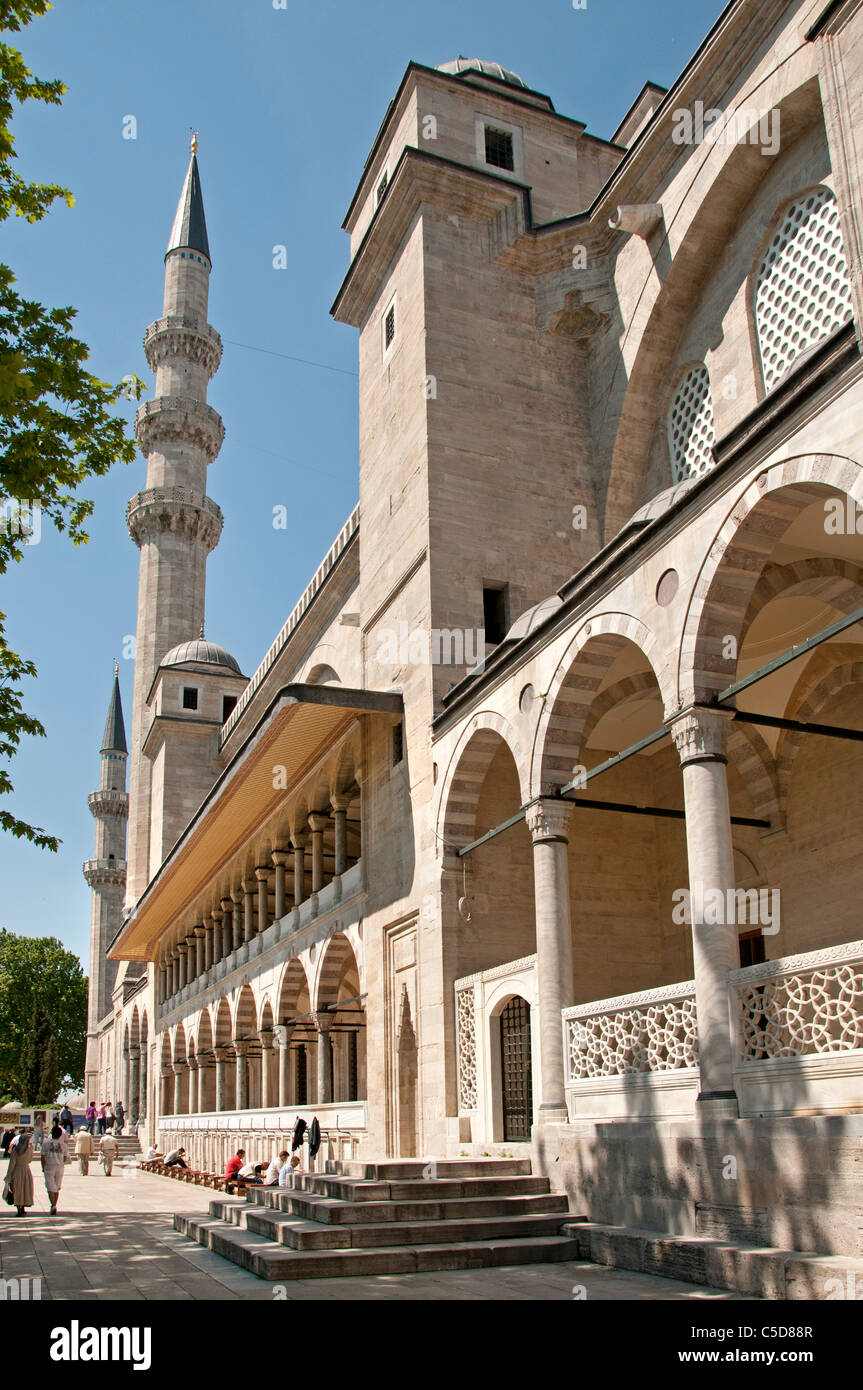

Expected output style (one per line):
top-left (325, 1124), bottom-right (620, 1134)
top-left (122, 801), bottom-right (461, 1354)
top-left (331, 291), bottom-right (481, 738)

top-left (0, 1164), bottom-right (756, 1301)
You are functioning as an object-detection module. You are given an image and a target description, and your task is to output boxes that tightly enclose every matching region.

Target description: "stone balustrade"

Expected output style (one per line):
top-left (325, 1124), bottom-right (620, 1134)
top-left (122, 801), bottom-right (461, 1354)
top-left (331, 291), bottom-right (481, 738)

top-left (563, 981), bottom-right (699, 1081)
top-left (732, 939), bottom-right (863, 1061)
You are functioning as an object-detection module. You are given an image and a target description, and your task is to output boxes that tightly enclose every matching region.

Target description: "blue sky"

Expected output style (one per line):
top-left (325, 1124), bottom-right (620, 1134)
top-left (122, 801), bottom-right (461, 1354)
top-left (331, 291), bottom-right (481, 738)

top-left (0, 0), bottom-right (726, 963)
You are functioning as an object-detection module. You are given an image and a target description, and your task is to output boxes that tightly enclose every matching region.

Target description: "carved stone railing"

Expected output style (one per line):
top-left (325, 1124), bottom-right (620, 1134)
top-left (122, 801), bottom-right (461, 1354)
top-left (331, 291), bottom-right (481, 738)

top-left (732, 940), bottom-right (863, 1061)
top-left (455, 984), bottom-right (477, 1112)
top-left (563, 981), bottom-right (698, 1080)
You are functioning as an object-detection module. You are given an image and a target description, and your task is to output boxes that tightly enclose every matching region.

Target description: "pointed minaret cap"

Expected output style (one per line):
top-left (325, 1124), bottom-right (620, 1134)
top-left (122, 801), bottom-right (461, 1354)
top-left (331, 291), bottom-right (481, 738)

top-left (166, 132), bottom-right (211, 262)
top-left (101, 666), bottom-right (128, 756)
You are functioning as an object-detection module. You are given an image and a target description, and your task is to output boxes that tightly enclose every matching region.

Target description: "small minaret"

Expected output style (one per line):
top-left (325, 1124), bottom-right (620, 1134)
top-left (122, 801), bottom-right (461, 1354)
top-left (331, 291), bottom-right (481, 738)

top-left (83, 665), bottom-right (129, 1097)
top-left (125, 133), bottom-right (224, 906)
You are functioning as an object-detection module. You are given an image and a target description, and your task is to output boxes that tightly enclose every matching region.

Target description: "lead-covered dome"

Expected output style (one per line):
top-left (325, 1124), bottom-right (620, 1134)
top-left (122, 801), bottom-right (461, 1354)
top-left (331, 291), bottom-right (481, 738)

top-left (436, 57), bottom-right (527, 88)
top-left (161, 638), bottom-right (241, 674)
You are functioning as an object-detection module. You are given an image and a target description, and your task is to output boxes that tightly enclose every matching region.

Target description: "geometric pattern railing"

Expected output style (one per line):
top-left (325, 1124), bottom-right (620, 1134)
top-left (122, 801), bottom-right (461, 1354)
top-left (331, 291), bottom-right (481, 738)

top-left (732, 940), bottom-right (863, 1061)
top-left (455, 985), bottom-right (477, 1112)
top-left (563, 981), bottom-right (698, 1080)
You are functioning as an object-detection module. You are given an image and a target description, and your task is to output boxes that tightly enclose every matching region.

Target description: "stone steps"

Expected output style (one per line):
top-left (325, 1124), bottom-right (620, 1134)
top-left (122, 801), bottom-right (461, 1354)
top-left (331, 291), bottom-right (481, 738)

top-left (173, 1157), bottom-right (581, 1280)
top-left (564, 1221), bottom-right (863, 1301)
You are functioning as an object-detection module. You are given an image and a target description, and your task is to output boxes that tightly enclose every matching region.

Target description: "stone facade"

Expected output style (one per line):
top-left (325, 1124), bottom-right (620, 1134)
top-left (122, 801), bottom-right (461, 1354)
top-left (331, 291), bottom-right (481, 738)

top-left (85, 1), bottom-right (863, 1269)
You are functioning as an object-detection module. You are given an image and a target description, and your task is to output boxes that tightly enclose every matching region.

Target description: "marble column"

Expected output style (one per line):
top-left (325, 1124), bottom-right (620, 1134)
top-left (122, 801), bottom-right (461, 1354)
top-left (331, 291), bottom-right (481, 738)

top-left (255, 867), bottom-right (270, 935)
top-left (331, 795), bottom-right (350, 877)
top-left (139, 1046), bottom-right (148, 1121)
top-left (221, 899), bottom-right (234, 959)
top-left (194, 926), bottom-right (206, 979)
top-left (214, 1046), bottom-right (230, 1112)
top-left (669, 707), bottom-right (739, 1116)
top-left (243, 881), bottom-right (255, 943)
top-left (204, 920), bottom-right (214, 971)
top-left (177, 943), bottom-right (188, 992)
top-left (161, 1070), bottom-right (172, 1115)
top-left (172, 1061), bottom-right (186, 1115)
top-left (526, 798), bottom-right (575, 1123)
top-left (316, 1012), bottom-right (334, 1105)
top-left (259, 1030), bottom-right (274, 1109)
top-left (197, 1058), bottom-right (212, 1113)
top-left (272, 850), bottom-right (289, 921)
top-left (277, 1026), bottom-right (295, 1107)
top-left (308, 813), bottom-right (328, 894)
top-left (158, 965), bottom-right (167, 1006)
top-left (187, 1057), bottom-right (198, 1114)
top-left (292, 831), bottom-right (307, 908)
top-left (232, 892), bottom-right (243, 953)
top-left (185, 936), bottom-right (198, 988)
top-left (234, 1041), bottom-right (249, 1111)
top-left (170, 952), bottom-right (179, 996)
top-left (129, 1045), bottom-right (141, 1124)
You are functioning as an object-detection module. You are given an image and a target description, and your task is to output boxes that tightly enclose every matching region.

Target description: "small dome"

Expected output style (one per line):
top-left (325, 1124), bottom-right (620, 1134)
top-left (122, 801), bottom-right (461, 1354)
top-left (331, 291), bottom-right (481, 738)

top-left (437, 57), bottom-right (527, 88)
top-left (627, 478), bottom-right (699, 528)
top-left (506, 594), bottom-right (563, 642)
top-left (161, 638), bottom-right (241, 674)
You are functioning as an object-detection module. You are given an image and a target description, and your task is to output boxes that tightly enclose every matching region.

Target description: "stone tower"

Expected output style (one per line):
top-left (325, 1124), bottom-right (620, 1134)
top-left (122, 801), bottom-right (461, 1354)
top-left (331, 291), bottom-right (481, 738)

top-left (83, 666), bottom-right (128, 1098)
top-left (125, 135), bottom-right (224, 907)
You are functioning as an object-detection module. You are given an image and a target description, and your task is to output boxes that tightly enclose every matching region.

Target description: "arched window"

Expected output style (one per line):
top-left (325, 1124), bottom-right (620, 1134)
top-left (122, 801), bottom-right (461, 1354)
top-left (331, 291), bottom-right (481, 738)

top-left (755, 187), bottom-right (853, 393)
top-left (667, 364), bottom-right (716, 482)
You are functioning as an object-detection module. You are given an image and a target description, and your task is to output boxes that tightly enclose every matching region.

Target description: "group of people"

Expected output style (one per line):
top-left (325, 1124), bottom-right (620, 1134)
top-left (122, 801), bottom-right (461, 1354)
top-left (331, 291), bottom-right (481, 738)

top-left (225, 1148), bottom-right (297, 1186)
top-left (83, 1100), bottom-right (126, 1135)
top-left (2, 1116), bottom-right (125, 1216)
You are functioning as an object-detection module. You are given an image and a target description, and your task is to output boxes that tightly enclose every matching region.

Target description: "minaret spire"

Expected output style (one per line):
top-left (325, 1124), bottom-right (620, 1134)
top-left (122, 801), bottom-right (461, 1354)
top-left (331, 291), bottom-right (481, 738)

top-left (124, 139), bottom-right (224, 906)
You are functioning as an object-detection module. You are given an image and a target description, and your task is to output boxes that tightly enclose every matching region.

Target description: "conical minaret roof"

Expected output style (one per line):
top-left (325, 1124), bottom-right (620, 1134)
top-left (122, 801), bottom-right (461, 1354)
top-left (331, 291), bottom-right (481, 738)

top-left (101, 667), bottom-right (127, 755)
top-left (166, 134), bottom-right (210, 262)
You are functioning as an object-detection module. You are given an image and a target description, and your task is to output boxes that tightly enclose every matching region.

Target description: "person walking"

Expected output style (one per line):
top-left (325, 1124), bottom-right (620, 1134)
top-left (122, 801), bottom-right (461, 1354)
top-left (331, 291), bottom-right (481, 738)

top-left (3, 1131), bottom-right (35, 1216)
top-left (85, 1101), bottom-right (97, 1135)
top-left (40, 1124), bottom-right (67, 1214)
top-left (99, 1131), bottom-right (118, 1176)
top-left (114, 1101), bottom-right (125, 1136)
top-left (104, 1102), bottom-right (115, 1132)
top-left (58, 1105), bottom-right (73, 1136)
top-left (75, 1126), bottom-right (94, 1176)
top-left (1, 1128), bottom-right (15, 1156)
top-left (96, 1102), bottom-right (107, 1136)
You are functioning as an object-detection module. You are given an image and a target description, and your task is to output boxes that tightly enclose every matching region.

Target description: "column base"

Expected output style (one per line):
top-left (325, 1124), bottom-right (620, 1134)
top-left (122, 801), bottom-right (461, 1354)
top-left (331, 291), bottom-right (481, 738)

top-left (695, 1090), bottom-right (739, 1120)
top-left (536, 1104), bottom-right (569, 1126)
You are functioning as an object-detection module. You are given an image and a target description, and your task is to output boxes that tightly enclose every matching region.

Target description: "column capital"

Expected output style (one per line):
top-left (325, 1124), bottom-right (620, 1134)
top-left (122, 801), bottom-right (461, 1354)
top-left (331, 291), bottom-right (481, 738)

top-left (184, 934), bottom-right (197, 949)
top-left (242, 878), bottom-right (256, 895)
top-left (220, 897), bottom-right (234, 914)
top-left (254, 865), bottom-right (270, 881)
top-left (193, 925), bottom-right (206, 938)
top-left (172, 1061), bottom-right (186, 1075)
top-left (315, 1010), bottom-right (334, 1033)
top-left (291, 829), bottom-right (308, 850)
top-left (330, 792), bottom-right (352, 813)
top-left (129, 1044), bottom-right (141, 1060)
top-left (525, 797), bottom-right (574, 844)
top-left (667, 705), bottom-right (735, 766)
top-left (233, 1039), bottom-right (250, 1057)
top-left (211, 907), bottom-right (223, 923)
top-left (176, 941), bottom-right (189, 956)
top-left (258, 1029), bottom-right (275, 1050)
top-left (308, 812), bottom-right (329, 834)
top-left (213, 1046), bottom-right (232, 1063)
top-left (186, 1056), bottom-right (199, 1072)
top-left (271, 848), bottom-right (291, 867)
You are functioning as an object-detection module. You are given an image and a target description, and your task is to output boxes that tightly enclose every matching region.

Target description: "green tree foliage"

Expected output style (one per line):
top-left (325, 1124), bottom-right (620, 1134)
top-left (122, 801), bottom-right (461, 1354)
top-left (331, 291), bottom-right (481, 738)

top-left (0, 928), bottom-right (87, 1098)
top-left (19, 1003), bottom-right (50, 1102)
top-left (39, 1029), bottom-right (58, 1103)
top-left (0, 1), bottom-right (143, 848)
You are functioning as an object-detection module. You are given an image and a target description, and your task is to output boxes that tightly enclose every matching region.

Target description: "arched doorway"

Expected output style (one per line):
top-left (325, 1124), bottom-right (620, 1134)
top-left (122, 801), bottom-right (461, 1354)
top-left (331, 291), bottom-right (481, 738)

top-left (497, 996), bottom-right (533, 1142)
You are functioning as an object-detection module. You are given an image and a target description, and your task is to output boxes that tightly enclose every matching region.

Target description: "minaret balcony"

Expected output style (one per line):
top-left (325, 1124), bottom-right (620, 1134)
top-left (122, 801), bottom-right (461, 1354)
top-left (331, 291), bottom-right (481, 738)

top-left (135, 395), bottom-right (224, 462)
top-left (144, 316), bottom-right (222, 377)
top-left (83, 858), bottom-right (127, 888)
top-left (126, 487), bottom-right (223, 552)
top-left (88, 789), bottom-right (129, 819)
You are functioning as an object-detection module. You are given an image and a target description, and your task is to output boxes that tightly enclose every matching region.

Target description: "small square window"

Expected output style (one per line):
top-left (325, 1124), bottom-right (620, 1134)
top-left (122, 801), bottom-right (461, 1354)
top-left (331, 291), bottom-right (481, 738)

top-left (485, 126), bottom-right (514, 171)
top-left (483, 585), bottom-right (509, 646)
top-left (222, 694), bottom-right (237, 723)
top-left (392, 722), bottom-right (404, 767)
top-left (385, 304), bottom-right (396, 349)
top-left (376, 171), bottom-right (389, 206)
top-left (182, 687), bottom-right (199, 711)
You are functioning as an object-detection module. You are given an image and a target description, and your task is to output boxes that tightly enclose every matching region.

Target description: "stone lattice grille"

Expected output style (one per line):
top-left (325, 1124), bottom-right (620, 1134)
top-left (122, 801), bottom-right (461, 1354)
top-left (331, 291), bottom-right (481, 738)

top-left (667, 365), bottom-right (715, 482)
top-left (755, 187), bottom-right (854, 392)
top-left (566, 988), bottom-right (698, 1078)
top-left (455, 986), bottom-right (477, 1110)
top-left (737, 959), bottom-right (863, 1060)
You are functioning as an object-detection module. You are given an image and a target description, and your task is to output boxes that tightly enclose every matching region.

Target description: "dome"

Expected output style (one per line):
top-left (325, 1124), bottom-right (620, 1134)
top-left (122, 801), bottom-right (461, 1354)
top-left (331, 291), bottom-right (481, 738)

top-left (627, 478), bottom-right (699, 528)
top-left (436, 57), bottom-right (527, 89)
top-left (506, 594), bottom-right (563, 642)
top-left (161, 638), bottom-right (241, 674)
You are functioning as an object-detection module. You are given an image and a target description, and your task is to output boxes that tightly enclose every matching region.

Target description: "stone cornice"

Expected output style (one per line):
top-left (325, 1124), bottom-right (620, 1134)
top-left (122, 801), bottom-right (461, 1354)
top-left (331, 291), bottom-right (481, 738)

top-left (135, 395), bottom-right (224, 463)
top-left (88, 789), bottom-right (129, 819)
top-left (563, 980), bottom-right (695, 1019)
top-left (126, 487), bottom-right (223, 552)
top-left (83, 858), bottom-right (127, 888)
top-left (144, 317), bottom-right (222, 377)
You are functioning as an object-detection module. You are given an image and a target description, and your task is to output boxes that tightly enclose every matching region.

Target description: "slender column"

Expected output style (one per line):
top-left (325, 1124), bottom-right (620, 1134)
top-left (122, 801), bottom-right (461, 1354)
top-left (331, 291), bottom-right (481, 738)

top-left (161, 1069), bottom-right (172, 1115)
top-left (234, 1041), bottom-right (249, 1110)
top-left (292, 831), bottom-right (307, 908)
top-left (158, 965), bottom-right (166, 1006)
top-left (255, 867), bottom-right (270, 934)
top-left (259, 1030), bottom-right (274, 1109)
top-left (172, 1061), bottom-right (185, 1114)
top-left (214, 1046), bottom-right (230, 1112)
top-left (139, 1045), bottom-right (148, 1120)
top-left (170, 951), bottom-right (178, 996)
top-left (194, 926), bottom-right (206, 978)
top-left (232, 892), bottom-right (243, 952)
top-left (221, 899), bottom-right (234, 958)
top-left (669, 707), bottom-right (739, 1116)
top-left (277, 1025), bottom-right (294, 1107)
top-left (331, 795), bottom-right (350, 877)
top-left (204, 920), bottom-right (214, 971)
top-left (177, 943), bottom-right (188, 991)
top-left (197, 1058), bottom-right (211, 1113)
top-left (129, 1045), bottom-right (141, 1124)
top-left (243, 880), bottom-right (255, 942)
top-left (185, 935), bottom-right (198, 987)
top-left (187, 1057), bottom-right (198, 1114)
top-left (272, 850), bottom-right (289, 921)
top-left (211, 908), bottom-right (223, 965)
top-left (316, 1012), bottom-right (334, 1104)
top-left (308, 814), bottom-right (328, 894)
top-left (526, 798), bottom-right (575, 1122)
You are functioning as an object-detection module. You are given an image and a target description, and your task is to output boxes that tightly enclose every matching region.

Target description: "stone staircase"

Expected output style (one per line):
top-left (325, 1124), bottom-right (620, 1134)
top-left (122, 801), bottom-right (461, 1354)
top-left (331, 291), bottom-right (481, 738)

top-left (175, 1157), bottom-right (583, 1280)
top-left (113, 1135), bottom-right (142, 1157)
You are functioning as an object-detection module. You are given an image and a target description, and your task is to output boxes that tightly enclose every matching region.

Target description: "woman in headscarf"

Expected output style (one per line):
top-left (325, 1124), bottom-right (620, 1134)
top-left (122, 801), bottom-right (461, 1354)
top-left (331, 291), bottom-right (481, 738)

top-left (40, 1123), bottom-right (67, 1215)
top-left (4, 1130), bottom-right (35, 1216)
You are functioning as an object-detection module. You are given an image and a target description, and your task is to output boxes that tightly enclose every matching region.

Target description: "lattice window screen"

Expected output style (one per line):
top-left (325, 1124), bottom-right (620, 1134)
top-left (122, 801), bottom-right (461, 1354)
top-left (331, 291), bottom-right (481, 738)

top-left (755, 187), bottom-right (854, 393)
top-left (667, 364), bottom-right (716, 483)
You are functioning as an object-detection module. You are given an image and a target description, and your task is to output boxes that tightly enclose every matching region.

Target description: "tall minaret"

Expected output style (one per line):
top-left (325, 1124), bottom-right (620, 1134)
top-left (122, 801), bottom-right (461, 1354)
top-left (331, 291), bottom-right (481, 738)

top-left (83, 665), bottom-right (128, 1096)
top-left (125, 134), bottom-right (224, 906)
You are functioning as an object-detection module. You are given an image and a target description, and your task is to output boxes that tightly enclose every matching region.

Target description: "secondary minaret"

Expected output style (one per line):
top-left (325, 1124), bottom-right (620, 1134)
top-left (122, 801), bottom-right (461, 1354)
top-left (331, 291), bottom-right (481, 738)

top-left (125, 134), bottom-right (224, 906)
top-left (83, 665), bottom-right (128, 1097)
